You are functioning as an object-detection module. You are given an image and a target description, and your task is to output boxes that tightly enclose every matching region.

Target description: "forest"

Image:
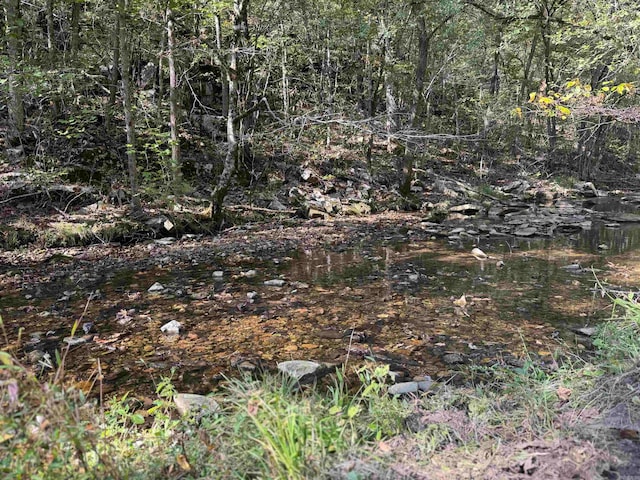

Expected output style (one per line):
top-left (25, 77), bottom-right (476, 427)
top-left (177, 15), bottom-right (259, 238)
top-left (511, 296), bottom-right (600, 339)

top-left (2, 1), bottom-right (640, 479)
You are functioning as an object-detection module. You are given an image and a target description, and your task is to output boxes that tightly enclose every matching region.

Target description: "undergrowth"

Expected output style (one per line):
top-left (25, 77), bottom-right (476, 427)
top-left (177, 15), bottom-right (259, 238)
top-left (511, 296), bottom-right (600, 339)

top-left (1, 295), bottom-right (640, 478)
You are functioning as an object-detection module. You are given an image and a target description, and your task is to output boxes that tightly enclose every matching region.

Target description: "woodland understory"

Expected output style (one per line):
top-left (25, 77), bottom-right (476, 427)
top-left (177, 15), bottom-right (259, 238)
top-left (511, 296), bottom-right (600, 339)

top-left (3, 1), bottom-right (640, 479)
top-left (1, 0), bottom-right (640, 234)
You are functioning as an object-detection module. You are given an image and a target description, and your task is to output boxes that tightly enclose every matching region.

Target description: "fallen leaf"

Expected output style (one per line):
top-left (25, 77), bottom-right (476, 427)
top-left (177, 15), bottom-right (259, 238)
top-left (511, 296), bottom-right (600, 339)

top-left (556, 386), bottom-right (572, 401)
top-left (176, 454), bottom-right (191, 472)
top-left (453, 294), bottom-right (467, 308)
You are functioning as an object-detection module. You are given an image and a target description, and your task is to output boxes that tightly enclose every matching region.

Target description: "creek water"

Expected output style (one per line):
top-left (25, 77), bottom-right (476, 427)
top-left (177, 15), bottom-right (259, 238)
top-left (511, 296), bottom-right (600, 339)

top-left (2, 198), bottom-right (640, 396)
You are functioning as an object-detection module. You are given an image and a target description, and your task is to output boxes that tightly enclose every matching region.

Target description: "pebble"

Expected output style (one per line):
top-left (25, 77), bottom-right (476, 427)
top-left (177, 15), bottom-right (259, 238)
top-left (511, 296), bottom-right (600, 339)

top-left (277, 360), bottom-right (321, 380)
top-left (148, 282), bottom-right (165, 292)
top-left (174, 393), bottom-right (219, 416)
top-left (160, 320), bottom-right (182, 334)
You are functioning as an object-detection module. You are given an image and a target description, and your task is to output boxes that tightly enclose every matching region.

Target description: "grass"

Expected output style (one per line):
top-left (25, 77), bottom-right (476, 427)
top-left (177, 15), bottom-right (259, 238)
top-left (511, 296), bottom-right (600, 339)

top-left (2, 297), bottom-right (640, 478)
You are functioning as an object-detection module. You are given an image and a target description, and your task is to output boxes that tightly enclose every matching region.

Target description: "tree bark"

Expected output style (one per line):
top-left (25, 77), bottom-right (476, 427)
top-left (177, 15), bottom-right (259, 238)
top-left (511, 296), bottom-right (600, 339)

top-left (46, 0), bottom-right (56, 63)
top-left (106, 0), bottom-right (120, 134)
top-left (119, 0), bottom-right (142, 213)
top-left (166, 6), bottom-right (182, 184)
top-left (71, 0), bottom-right (82, 62)
top-left (212, 0), bottom-right (249, 226)
top-left (3, 0), bottom-right (25, 146)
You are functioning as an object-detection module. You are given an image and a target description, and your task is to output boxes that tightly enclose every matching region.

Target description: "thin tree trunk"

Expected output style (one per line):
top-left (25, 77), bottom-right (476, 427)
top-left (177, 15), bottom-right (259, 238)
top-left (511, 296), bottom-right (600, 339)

top-left (214, 14), bottom-right (229, 120)
top-left (106, 1), bottom-right (120, 133)
top-left (166, 6), bottom-right (181, 184)
top-left (410, 16), bottom-right (428, 127)
top-left (541, 16), bottom-right (556, 150)
top-left (212, 0), bottom-right (248, 226)
top-left (71, 0), bottom-right (82, 62)
top-left (46, 0), bottom-right (56, 63)
top-left (365, 40), bottom-right (385, 170)
top-left (3, 0), bottom-right (25, 146)
top-left (119, 0), bottom-right (141, 213)
top-left (281, 25), bottom-right (289, 120)
top-left (519, 32), bottom-right (538, 103)
top-left (157, 30), bottom-right (165, 125)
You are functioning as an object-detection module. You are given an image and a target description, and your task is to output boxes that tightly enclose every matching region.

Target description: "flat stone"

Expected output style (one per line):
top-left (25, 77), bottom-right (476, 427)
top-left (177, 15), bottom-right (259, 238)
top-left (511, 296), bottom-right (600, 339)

top-left (514, 226), bottom-right (538, 237)
top-left (277, 360), bottom-right (321, 380)
top-left (605, 213), bottom-right (640, 223)
top-left (212, 271), bottom-right (224, 278)
top-left (63, 336), bottom-right (88, 346)
top-left (174, 393), bottom-right (219, 416)
top-left (264, 279), bottom-right (286, 287)
top-left (448, 203), bottom-right (482, 215)
top-left (154, 237), bottom-right (175, 245)
top-left (574, 326), bottom-right (598, 337)
top-left (442, 353), bottom-right (464, 365)
top-left (388, 382), bottom-right (419, 396)
top-left (148, 282), bottom-right (165, 292)
top-left (160, 320), bottom-right (182, 334)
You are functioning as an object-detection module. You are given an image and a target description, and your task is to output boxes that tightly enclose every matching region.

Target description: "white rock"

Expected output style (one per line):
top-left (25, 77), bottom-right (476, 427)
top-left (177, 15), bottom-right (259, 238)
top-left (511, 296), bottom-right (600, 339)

top-left (388, 382), bottom-right (419, 395)
top-left (148, 282), bottom-right (165, 292)
top-left (160, 320), bottom-right (182, 334)
top-left (154, 237), bottom-right (175, 245)
top-left (471, 247), bottom-right (488, 260)
top-left (64, 336), bottom-right (88, 346)
top-left (174, 393), bottom-right (219, 416)
top-left (277, 360), bottom-right (321, 380)
top-left (242, 270), bottom-right (257, 278)
top-left (212, 271), bottom-right (224, 278)
top-left (264, 279), bottom-right (286, 287)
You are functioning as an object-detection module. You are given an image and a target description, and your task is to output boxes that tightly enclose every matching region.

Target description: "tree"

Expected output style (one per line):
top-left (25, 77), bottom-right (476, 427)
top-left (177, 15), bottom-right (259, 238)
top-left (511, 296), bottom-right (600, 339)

top-left (3, 0), bottom-right (25, 147)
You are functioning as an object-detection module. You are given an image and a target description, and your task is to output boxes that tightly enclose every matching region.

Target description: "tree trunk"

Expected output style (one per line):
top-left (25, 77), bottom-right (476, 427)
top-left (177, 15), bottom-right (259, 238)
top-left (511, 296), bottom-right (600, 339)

top-left (106, 1), bottom-right (120, 134)
top-left (119, 0), bottom-right (142, 213)
top-left (214, 14), bottom-right (229, 120)
top-left (46, 0), bottom-right (56, 63)
top-left (71, 0), bottom-right (82, 62)
top-left (541, 16), bottom-right (556, 151)
top-left (212, 0), bottom-right (249, 226)
top-left (3, 0), bottom-right (25, 146)
top-left (281, 25), bottom-right (289, 120)
top-left (365, 39), bottom-right (385, 170)
top-left (166, 6), bottom-right (182, 185)
top-left (409, 16), bottom-right (428, 127)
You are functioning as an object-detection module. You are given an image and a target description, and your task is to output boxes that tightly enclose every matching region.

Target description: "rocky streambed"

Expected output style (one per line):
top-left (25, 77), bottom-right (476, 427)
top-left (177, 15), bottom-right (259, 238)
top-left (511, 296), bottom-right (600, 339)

top-left (2, 184), bottom-right (640, 398)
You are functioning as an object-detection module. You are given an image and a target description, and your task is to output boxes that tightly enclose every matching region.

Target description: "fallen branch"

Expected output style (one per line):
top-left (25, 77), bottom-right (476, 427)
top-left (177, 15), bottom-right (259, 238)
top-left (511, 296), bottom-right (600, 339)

top-left (226, 204), bottom-right (297, 215)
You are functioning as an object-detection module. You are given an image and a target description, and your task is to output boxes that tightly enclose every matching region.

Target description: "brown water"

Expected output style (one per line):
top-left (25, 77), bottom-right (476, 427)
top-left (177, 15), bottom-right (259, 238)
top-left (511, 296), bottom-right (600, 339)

top-left (2, 207), bottom-right (640, 397)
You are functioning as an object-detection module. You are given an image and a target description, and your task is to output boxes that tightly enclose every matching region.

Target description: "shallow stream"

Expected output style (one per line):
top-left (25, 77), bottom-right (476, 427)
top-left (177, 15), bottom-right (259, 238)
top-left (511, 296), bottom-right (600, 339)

top-left (2, 198), bottom-right (640, 396)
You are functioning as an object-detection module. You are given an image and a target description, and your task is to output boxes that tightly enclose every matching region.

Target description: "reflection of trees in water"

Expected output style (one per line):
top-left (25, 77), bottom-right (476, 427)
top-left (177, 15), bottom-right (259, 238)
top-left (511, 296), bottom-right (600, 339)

top-left (576, 223), bottom-right (640, 254)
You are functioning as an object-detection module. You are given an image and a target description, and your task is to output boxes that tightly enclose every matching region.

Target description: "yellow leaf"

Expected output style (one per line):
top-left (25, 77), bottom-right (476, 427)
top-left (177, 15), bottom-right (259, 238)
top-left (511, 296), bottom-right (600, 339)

top-left (557, 105), bottom-right (571, 116)
top-left (528, 92), bottom-right (537, 102)
top-left (176, 454), bottom-right (191, 472)
top-left (0, 351), bottom-right (13, 366)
